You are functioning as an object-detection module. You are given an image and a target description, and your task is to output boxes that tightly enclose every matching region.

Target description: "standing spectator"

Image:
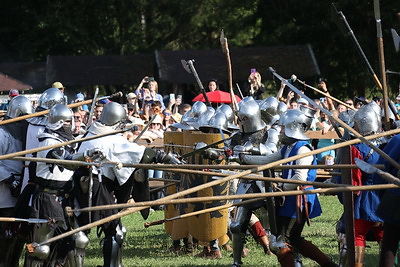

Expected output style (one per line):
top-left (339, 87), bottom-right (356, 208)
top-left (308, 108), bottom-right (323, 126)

top-left (52, 81), bottom-right (68, 104)
top-left (180, 103), bottom-right (192, 115)
top-left (207, 79), bottom-right (219, 92)
top-left (72, 92), bottom-right (89, 112)
top-left (243, 69), bottom-right (265, 100)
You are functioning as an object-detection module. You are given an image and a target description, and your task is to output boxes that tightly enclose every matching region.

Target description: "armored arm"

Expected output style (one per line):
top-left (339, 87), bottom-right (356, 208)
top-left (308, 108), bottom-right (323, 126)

top-left (141, 147), bottom-right (183, 165)
top-left (49, 147), bottom-right (106, 170)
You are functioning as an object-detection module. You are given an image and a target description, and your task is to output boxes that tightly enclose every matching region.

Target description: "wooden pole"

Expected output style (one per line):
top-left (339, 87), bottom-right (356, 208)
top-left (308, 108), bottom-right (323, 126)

top-left (144, 198), bottom-right (264, 228)
top-left (70, 183), bottom-right (398, 214)
top-left (297, 79), bottom-right (356, 111)
top-left (32, 127), bottom-right (400, 247)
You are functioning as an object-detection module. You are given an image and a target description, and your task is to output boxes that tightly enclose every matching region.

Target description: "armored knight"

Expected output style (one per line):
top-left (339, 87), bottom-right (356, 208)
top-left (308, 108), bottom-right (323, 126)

top-left (24, 104), bottom-right (104, 267)
top-left (73, 102), bottom-right (181, 267)
top-left (335, 102), bottom-right (383, 267)
top-left (0, 96), bottom-right (33, 267)
top-left (239, 109), bottom-right (337, 267)
top-left (228, 97), bottom-right (276, 267)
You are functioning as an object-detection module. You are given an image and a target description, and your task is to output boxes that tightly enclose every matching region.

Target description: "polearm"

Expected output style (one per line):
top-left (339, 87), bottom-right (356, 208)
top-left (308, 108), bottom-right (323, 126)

top-left (331, 4), bottom-right (397, 124)
top-left (181, 59), bottom-right (211, 106)
top-left (29, 126), bottom-right (400, 248)
top-left (356, 157), bottom-right (400, 186)
top-left (12, 156), bottom-right (384, 172)
top-left (0, 217), bottom-right (49, 224)
top-left (144, 198), bottom-right (264, 228)
top-left (0, 91), bottom-right (123, 126)
top-left (297, 79), bottom-right (356, 111)
top-left (133, 115), bottom-right (157, 143)
top-left (68, 168), bottom-right (378, 214)
top-left (69, 182), bottom-right (399, 215)
top-left (270, 67), bottom-right (400, 171)
top-left (86, 87), bottom-right (99, 128)
top-left (374, 0), bottom-right (391, 128)
top-left (220, 29), bottom-right (239, 111)
top-left (331, 3), bottom-right (382, 90)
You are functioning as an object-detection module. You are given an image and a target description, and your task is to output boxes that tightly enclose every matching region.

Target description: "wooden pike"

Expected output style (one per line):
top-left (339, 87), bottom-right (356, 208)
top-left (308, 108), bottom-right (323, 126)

top-left (29, 127), bottom-right (400, 248)
top-left (144, 198), bottom-right (264, 228)
top-left (297, 79), bottom-right (356, 111)
top-left (220, 29), bottom-right (238, 111)
top-left (70, 183), bottom-right (399, 216)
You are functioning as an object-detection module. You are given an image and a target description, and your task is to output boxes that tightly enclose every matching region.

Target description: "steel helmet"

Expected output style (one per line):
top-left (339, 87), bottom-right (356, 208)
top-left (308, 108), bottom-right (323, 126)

top-left (353, 102), bottom-right (381, 136)
top-left (259, 96), bottom-right (280, 125)
top-left (37, 87), bottom-right (66, 110)
top-left (188, 101), bottom-right (207, 123)
top-left (299, 105), bottom-right (317, 131)
top-left (237, 97), bottom-right (265, 133)
top-left (48, 104), bottom-right (73, 124)
top-left (194, 106), bottom-right (215, 130)
top-left (99, 102), bottom-right (127, 126)
top-left (279, 109), bottom-right (309, 140)
top-left (277, 102), bottom-right (288, 115)
top-left (6, 95), bottom-right (34, 118)
top-left (199, 112), bottom-right (231, 134)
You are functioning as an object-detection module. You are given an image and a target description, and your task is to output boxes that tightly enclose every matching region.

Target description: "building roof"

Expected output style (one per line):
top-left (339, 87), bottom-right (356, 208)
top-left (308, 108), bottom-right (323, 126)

top-left (0, 72), bottom-right (33, 92)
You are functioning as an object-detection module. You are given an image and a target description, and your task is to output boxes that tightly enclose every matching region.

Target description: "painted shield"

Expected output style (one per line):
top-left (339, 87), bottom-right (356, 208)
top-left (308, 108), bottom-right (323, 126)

top-left (183, 131), bottom-right (230, 242)
top-left (163, 131), bottom-right (188, 239)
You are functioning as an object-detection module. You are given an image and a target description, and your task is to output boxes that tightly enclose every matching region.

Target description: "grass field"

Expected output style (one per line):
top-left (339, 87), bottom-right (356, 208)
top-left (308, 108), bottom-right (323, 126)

top-left (81, 195), bottom-right (380, 267)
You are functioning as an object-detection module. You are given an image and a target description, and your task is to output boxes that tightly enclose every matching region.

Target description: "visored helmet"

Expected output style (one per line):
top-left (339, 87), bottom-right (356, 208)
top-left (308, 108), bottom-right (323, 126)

top-left (37, 87), bottom-right (65, 110)
top-left (259, 96), bottom-right (279, 125)
top-left (6, 95), bottom-right (34, 118)
top-left (279, 109), bottom-right (309, 140)
top-left (237, 97), bottom-right (265, 133)
top-left (299, 105), bottom-right (316, 131)
top-left (99, 102), bottom-right (127, 126)
top-left (353, 102), bottom-right (381, 136)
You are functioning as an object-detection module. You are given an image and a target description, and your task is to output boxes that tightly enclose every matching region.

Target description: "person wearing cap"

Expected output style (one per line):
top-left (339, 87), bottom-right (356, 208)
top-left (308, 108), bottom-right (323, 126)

top-left (73, 92), bottom-right (89, 112)
top-left (52, 81), bottom-right (68, 103)
top-left (0, 89), bottom-right (19, 111)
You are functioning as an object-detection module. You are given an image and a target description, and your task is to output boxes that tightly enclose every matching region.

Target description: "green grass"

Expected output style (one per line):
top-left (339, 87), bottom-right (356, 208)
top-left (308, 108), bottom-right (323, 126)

top-left (81, 195), bottom-right (380, 266)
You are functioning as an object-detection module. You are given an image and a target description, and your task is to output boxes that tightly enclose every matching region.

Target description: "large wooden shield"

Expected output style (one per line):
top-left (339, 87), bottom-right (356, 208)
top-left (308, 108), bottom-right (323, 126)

top-left (163, 131), bottom-right (188, 239)
top-left (183, 131), bottom-right (229, 242)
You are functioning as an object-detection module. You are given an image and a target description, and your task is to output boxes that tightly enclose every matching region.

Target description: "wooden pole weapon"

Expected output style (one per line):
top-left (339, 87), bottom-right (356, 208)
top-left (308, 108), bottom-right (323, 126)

top-left (28, 126), bottom-right (400, 248)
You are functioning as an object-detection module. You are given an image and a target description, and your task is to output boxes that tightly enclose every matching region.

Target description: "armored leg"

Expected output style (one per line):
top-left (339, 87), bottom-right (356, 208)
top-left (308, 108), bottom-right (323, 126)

top-left (103, 224), bottom-right (126, 267)
top-left (64, 231), bottom-right (89, 267)
top-left (24, 223), bottom-right (55, 267)
top-left (230, 205), bottom-right (251, 267)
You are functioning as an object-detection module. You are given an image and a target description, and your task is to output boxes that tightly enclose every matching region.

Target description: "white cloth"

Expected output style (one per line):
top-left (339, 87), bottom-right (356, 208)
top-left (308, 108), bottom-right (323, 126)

top-left (0, 127), bottom-right (24, 208)
top-left (79, 125), bottom-right (146, 185)
top-left (36, 134), bottom-right (74, 182)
